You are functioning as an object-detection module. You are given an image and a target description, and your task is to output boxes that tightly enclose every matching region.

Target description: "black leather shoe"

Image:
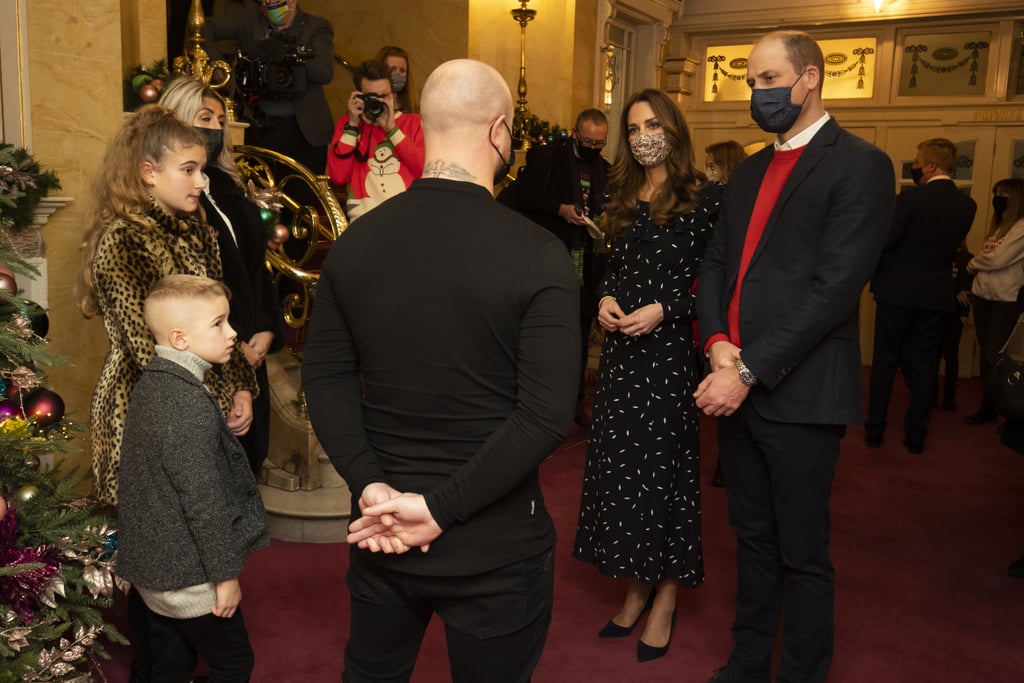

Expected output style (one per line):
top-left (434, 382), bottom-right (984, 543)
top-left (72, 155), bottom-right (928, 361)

top-left (598, 588), bottom-right (656, 638)
top-left (903, 438), bottom-right (924, 454)
top-left (1009, 554), bottom-right (1024, 578)
top-left (964, 409), bottom-right (998, 425)
top-left (941, 401), bottom-right (956, 411)
top-left (637, 609), bottom-right (676, 662)
top-left (864, 434), bottom-right (882, 448)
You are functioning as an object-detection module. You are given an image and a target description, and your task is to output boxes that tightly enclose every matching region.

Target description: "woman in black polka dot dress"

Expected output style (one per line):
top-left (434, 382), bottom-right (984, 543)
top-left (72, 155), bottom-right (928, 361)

top-left (573, 88), bottom-right (722, 662)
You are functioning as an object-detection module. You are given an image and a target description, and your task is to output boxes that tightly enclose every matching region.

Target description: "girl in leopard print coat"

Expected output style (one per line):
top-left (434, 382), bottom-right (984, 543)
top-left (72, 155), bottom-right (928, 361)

top-left (77, 105), bottom-right (257, 506)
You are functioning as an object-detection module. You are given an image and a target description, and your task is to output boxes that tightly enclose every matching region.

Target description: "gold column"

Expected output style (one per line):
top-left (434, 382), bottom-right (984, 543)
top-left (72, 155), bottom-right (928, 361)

top-left (172, 0), bottom-right (235, 119)
top-left (510, 0), bottom-right (537, 150)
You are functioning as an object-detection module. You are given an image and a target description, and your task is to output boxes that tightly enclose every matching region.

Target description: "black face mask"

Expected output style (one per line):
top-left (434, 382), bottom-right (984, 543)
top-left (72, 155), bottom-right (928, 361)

top-left (195, 127), bottom-right (224, 164)
top-left (749, 69), bottom-right (808, 134)
top-left (910, 165), bottom-right (925, 186)
top-left (993, 195), bottom-right (1008, 215)
top-left (575, 140), bottom-right (602, 163)
top-left (491, 120), bottom-right (515, 185)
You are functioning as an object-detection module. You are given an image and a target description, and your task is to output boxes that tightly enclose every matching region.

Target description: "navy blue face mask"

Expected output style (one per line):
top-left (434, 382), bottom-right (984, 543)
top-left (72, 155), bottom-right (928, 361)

top-left (750, 70), bottom-right (808, 134)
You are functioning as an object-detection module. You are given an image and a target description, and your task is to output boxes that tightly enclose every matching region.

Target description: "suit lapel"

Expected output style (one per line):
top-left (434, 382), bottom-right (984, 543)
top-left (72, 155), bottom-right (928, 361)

top-left (747, 119), bottom-right (840, 269)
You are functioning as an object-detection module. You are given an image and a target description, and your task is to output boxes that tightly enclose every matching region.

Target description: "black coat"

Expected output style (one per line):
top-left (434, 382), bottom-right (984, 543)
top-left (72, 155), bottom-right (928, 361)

top-left (697, 118), bottom-right (895, 425)
top-left (871, 178), bottom-right (977, 312)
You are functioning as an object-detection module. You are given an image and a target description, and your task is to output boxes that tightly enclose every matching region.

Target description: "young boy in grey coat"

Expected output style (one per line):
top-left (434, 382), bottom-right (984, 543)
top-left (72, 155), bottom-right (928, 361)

top-left (117, 274), bottom-right (269, 682)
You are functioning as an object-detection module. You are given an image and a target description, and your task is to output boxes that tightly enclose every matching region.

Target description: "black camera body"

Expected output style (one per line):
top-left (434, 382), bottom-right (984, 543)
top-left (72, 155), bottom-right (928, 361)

top-left (358, 93), bottom-right (387, 122)
top-left (235, 37), bottom-right (313, 100)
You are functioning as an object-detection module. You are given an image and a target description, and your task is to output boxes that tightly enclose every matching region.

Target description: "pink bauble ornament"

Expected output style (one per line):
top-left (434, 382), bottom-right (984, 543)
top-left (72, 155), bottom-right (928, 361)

top-left (139, 84), bottom-right (159, 102)
top-left (23, 388), bottom-right (65, 429)
top-left (23, 390), bottom-right (61, 429)
top-left (0, 266), bottom-right (17, 296)
top-left (267, 223), bottom-right (290, 250)
top-left (0, 399), bottom-right (24, 420)
top-left (150, 79), bottom-right (165, 92)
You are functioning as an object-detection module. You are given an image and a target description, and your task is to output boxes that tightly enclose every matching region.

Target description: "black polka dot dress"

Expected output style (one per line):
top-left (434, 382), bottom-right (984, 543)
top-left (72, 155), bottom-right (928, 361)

top-left (573, 184), bottom-right (721, 586)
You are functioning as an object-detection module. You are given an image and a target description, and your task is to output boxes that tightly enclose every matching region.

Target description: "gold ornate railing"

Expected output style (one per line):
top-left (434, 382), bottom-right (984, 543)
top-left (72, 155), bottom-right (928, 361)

top-left (234, 146), bottom-right (348, 334)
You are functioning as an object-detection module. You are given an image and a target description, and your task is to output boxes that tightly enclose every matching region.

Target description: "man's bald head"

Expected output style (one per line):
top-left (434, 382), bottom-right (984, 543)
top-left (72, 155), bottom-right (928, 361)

top-left (421, 59), bottom-right (513, 137)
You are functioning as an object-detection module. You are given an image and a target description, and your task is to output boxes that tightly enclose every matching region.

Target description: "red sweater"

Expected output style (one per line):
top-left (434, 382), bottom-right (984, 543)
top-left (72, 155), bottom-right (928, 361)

top-left (706, 146), bottom-right (805, 351)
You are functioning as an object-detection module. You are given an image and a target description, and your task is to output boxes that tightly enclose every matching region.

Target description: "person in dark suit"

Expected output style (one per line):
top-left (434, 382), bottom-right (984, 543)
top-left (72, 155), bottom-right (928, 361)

top-left (499, 109), bottom-right (610, 425)
top-left (694, 30), bottom-right (895, 683)
top-left (864, 138), bottom-right (977, 454)
top-left (202, 0), bottom-right (334, 175)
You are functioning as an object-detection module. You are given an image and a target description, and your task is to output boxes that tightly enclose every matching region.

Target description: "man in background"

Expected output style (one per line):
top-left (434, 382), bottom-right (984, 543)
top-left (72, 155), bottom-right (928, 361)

top-left (202, 0), bottom-right (334, 175)
top-left (302, 59), bottom-right (579, 682)
top-left (865, 138), bottom-right (977, 454)
top-left (500, 109), bottom-right (610, 425)
top-left (327, 60), bottom-right (425, 221)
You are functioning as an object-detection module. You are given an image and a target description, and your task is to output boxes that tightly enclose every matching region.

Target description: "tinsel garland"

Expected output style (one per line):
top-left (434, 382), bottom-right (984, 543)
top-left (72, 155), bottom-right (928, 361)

top-left (0, 500), bottom-right (60, 621)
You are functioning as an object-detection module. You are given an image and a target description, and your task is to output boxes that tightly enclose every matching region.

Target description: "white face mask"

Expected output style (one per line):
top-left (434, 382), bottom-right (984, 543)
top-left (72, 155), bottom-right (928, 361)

top-left (630, 132), bottom-right (671, 167)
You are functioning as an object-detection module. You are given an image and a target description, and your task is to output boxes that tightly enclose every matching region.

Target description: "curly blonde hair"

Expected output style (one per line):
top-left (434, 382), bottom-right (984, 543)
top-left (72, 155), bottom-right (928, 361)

top-left (77, 105), bottom-right (206, 318)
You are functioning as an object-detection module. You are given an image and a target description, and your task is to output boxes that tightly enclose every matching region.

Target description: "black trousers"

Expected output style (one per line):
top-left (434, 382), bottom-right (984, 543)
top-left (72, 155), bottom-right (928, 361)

top-left (236, 362), bottom-right (271, 475)
top-left (865, 302), bottom-right (945, 445)
top-left (717, 406), bottom-right (840, 683)
top-left (971, 295), bottom-right (1020, 416)
top-left (143, 601), bottom-right (254, 683)
top-left (939, 311), bottom-right (964, 406)
top-left (343, 546), bottom-right (554, 683)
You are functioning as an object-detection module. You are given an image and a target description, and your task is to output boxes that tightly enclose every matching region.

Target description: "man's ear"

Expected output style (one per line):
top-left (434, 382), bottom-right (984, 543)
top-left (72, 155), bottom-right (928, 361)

top-left (804, 66), bottom-right (821, 92)
top-left (490, 114), bottom-right (508, 147)
top-left (168, 327), bottom-right (189, 351)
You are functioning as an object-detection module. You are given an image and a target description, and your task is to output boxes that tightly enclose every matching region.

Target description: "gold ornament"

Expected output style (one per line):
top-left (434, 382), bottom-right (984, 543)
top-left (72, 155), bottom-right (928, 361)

top-left (14, 484), bottom-right (39, 503)
top-left (22, 453), bottom-right (40, 471)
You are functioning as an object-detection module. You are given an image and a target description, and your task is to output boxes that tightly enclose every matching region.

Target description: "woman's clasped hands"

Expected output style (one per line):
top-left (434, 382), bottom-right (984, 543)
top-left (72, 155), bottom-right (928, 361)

top-left (598, 298), bottom-right (664, 338)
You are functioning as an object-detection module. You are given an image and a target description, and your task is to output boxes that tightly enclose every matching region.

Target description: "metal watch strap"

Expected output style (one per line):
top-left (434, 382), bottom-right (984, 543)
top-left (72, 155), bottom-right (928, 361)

top-left (736, 358), bottom-right (758, 386)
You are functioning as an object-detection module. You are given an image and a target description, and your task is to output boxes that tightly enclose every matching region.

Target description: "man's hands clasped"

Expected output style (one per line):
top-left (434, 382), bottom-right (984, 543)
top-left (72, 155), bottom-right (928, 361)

top-left (347, 482), bottom-right (442, 555)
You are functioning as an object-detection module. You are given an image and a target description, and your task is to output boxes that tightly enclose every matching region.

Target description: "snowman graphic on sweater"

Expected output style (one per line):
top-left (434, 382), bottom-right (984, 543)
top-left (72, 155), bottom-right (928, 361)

top-left (365, 140), bottom-right (406, 206)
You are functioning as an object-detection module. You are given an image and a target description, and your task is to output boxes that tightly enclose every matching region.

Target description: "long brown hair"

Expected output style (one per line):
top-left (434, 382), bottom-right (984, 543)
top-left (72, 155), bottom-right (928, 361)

top-left (77, 105), bottom-right (207, 318)
top-left (603, 89), bottom-right (704, 236)
top-left (375, 45), bottom-right (417, 113)
top-left (989, 178), bottom-right (1024, 240)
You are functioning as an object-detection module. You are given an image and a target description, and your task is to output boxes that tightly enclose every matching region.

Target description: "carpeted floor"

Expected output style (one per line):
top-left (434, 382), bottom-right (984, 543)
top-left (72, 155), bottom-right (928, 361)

top-left (100, 373), bottom-right (1024, 682)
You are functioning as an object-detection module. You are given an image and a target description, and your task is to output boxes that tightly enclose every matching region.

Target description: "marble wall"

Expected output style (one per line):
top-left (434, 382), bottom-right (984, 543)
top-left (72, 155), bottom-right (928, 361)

top-left (24, 0), bottom-right (137, 474)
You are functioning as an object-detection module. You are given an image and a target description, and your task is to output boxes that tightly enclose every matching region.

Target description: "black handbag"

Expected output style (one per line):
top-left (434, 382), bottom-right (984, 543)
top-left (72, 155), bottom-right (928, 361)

top-left (985, 316), bottom-right (1024, 421)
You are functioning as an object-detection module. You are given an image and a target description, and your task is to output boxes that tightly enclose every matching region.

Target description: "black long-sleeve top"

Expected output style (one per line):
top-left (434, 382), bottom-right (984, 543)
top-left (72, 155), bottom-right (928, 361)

top-left (302, 178), bottom-right (580, 576)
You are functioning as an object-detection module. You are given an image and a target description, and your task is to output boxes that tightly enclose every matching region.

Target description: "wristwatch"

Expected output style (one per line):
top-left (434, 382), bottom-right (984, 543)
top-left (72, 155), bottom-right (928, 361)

top-left (735, 357), bottom-right (759, 387)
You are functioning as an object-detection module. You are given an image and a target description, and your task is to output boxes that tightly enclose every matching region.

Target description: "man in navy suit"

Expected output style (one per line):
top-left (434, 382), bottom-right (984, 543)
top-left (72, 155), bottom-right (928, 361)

top-left (695, 30), bottom-right (895, 683)
top-left (865, 139), bottom-right (977, 454)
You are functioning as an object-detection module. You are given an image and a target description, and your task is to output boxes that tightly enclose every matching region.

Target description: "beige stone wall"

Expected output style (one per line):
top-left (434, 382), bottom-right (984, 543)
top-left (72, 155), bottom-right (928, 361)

top-left (23, 0), bottom-right (162, 475)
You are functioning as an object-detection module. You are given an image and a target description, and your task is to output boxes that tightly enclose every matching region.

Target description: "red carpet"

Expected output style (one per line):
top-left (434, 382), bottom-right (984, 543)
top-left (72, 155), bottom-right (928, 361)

top-left (101, 374), bottom-right (1024, 682)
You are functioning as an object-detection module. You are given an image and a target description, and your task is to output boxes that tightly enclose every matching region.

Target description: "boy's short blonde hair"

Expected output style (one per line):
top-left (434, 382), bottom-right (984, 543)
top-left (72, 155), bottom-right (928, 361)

top-left (143, 274), bottom-right (232, 339)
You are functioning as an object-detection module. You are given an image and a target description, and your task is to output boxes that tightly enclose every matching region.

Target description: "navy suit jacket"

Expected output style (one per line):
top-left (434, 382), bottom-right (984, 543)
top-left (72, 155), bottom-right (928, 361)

top-left (697, 118), bottom-right (895, 425)
top-left (870, 178), bottom-right (977, 312)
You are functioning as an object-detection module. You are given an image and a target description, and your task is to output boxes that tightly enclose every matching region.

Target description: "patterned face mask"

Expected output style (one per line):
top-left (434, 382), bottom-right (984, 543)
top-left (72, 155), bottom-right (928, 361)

top-left (630, 132), bottom-right (671, 167)
top-left (263, 0), bottom-right (289, 26)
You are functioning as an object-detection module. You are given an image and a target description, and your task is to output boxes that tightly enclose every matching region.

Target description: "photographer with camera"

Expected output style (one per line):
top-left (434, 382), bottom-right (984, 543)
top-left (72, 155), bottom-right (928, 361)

top-left (202, 0), bottom-right (334, 175)
top-left (328, 60), bottom-right (425, 221)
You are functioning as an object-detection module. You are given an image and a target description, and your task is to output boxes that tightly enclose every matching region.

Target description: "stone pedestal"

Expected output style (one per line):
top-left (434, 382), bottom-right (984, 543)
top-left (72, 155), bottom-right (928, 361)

top-left (259, 352), bottom-right (350, 543)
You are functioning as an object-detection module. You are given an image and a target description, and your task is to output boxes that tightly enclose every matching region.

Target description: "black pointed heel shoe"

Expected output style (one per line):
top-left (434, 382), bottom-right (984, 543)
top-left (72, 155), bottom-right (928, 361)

top-left (597, 588), bottom-right (656, 638)
top-left (637, 609), bottom-right (677, 662)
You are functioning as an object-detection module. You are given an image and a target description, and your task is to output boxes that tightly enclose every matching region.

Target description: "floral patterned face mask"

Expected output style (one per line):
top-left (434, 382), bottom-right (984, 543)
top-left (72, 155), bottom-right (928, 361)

top-left (630, 132), bottom-right (670, 167)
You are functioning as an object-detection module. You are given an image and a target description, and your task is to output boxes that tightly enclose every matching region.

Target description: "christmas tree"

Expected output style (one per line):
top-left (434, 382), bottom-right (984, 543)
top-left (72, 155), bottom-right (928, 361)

top-left (0, 149), bottom-right (123, 681)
